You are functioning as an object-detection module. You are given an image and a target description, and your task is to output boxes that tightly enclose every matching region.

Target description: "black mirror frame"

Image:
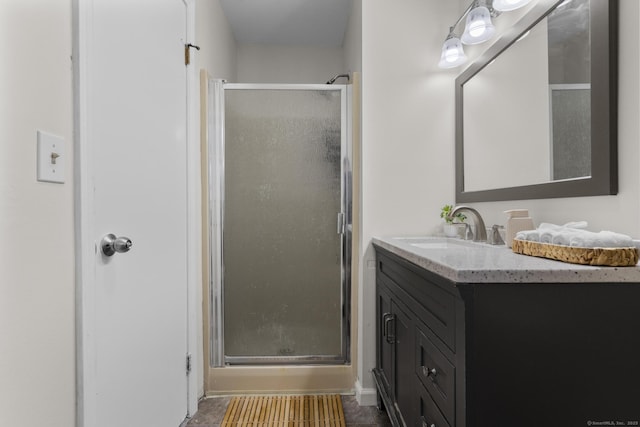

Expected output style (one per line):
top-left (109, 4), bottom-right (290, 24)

top-left (455, 0), bottom-right (618, 203)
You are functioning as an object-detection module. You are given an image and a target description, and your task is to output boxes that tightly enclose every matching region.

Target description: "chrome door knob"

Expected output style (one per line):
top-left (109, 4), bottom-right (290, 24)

top-left (101, 234), bottom-right (133, 257)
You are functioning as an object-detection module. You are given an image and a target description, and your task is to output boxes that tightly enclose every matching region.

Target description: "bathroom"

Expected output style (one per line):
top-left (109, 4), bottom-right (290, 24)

top-left (1, 0), bottom-right (639, 426)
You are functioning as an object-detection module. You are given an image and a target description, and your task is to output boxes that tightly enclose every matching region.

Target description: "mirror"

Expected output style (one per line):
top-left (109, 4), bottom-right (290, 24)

top-left (455, 0), bottom-right (618, 203)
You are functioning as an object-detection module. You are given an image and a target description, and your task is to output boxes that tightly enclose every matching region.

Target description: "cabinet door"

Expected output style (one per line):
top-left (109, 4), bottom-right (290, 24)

top-left (377, 285), bottom-right (394, 396)
top-left (392, 299), bottom-right (415, 427)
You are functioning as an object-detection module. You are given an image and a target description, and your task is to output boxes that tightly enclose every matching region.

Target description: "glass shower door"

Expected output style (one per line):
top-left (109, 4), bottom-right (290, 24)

top-left (213, 84), bottom-right (349, 364)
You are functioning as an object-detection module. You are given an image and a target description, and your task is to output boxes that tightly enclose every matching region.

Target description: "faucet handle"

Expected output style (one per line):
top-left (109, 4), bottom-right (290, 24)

top-left (463, 223), bottom-right (474, 241)
top-left (488, 224), bottom-right (505, 245)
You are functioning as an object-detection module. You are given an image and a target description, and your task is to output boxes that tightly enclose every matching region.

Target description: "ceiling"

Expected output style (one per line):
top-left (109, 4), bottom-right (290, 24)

top-left (219, 0), bottom-right (352, 47)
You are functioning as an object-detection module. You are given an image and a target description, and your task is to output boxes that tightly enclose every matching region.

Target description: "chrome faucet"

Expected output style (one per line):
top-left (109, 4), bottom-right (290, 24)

top-left (447, 205), bottom-right (487, 242)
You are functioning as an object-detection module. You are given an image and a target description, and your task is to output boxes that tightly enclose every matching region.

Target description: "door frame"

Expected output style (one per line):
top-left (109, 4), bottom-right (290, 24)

top-left (72, 1), bottom-right (200, 425)
top-left (207, 82), bottom-right (352, 367)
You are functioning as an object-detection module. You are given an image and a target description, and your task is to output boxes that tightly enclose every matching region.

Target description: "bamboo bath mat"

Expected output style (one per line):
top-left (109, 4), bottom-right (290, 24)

top-left (221, 395), bottom-right (346, 427)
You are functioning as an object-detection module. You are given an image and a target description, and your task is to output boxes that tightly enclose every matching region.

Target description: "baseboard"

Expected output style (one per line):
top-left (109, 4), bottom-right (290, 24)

top-left (354, 380), bottom-right (377, 406)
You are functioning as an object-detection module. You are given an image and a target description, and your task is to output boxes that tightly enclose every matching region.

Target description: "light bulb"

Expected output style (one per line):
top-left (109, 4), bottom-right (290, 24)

top-left (438, 34), bottom-right (467, 69)
top-left (468, 20), bottom-right (487, 37)
top-left (445, 48), bottom-right (460, 62)
top-left (461, 4), bottom-right (495, 45)
top-left (492, 0), bottom-right (533, 12)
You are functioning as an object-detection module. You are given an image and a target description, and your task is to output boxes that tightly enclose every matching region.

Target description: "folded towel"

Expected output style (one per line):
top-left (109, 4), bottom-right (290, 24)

top-left (601, 230), bottom-right (635, 247)
top-left (538, 221), bottom-right (588, 231)
top-left (569, 234), bottom-right (598, 248)
top-left (564, 221), bottom-right (588, 229)
top-left (537, 222), bottom-right (562, 231)
top-left (569, 230), bottom-right (634, 248)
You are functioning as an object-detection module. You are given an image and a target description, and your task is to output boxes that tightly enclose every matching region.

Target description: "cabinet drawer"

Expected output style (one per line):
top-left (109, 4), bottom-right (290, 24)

top-left (377, 251), bottom-right (456, 349)
top-left (417, 381), bottom-right (450, 427)
top-left (416, 324), bottom-right (455, 424)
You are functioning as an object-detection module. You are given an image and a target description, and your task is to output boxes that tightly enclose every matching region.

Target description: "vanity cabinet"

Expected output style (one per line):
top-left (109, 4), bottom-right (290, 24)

top-left (373, 245), bottom-right (640, 427)
top-left (377, 285), bottom-right (415, 427)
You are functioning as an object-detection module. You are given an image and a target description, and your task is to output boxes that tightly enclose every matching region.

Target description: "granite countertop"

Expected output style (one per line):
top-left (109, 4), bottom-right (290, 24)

top-left (372, 236), bottom-right (640, 284)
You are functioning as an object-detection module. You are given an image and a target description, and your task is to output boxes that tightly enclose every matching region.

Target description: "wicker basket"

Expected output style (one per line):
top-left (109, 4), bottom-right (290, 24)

top-left (512, 239), bottom-right (639, 267)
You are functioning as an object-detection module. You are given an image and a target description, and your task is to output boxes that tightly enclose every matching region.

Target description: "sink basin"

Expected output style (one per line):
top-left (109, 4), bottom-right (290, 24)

top-left (391, 237), bottom-right (470, 250)
top-left (410, 242), bottom-right (460, 250)
top-left (390, 236), bottom-right (504, 251)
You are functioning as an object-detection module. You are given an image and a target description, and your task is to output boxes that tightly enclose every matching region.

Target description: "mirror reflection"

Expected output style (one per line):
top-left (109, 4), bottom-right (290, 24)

top-left (462, 0), bottom-right (591, 192)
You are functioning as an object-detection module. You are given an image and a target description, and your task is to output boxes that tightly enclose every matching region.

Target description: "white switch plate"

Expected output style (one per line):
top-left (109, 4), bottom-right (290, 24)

top-left (37, 130), bottom-right (65, 184)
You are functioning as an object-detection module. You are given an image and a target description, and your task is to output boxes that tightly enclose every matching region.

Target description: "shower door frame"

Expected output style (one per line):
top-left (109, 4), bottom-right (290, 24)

top-left (208, 81), bottom-right (352, 366)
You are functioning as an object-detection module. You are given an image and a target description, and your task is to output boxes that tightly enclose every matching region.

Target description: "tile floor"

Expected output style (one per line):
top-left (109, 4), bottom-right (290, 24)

top-left (186, 395), bottom-right (391, 427)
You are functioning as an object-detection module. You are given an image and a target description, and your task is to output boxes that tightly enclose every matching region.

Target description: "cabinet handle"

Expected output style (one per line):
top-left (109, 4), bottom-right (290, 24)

top-left (383, 313), bottom-right (395, 344)
top-left (422, 365), bottom-right (437, 380)
top-left (421, 416), bottom-right (436, 427)
top-left (382, 313), bottom-right (391, 339)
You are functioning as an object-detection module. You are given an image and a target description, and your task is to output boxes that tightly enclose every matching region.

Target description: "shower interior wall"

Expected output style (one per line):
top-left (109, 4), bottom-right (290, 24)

top-left (197, 0), bottom-right (362, 395)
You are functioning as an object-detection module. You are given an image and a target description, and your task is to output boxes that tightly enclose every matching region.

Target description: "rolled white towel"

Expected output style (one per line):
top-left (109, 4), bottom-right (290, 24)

top-left (551, 230), bottom-right (578, 246)
top-left (539, 231), bottom-right (554, 243)
top-left (515, 230), bottom-right (540, 242)
top-left (569, 233), bottom-right (599, 248)
top-left (515, 222), bottom-right (632, 248)
top-left (537, 222), bottom-right (562, 231)
top-left (538, 221), bottom-right (588, 231)
top-left (596, 230), bottom-right (634, 248)
top-left (568, 230), bottom-right (634, 248)
top-left (563, 221), bottom-right (588, 229)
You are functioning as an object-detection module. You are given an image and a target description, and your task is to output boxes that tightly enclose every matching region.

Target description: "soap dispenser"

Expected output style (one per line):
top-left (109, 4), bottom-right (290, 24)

top-left (504, 209), bottom-right (535, 248)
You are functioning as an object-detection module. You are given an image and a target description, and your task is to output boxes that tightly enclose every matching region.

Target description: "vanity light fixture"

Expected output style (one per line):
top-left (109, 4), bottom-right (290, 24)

top-left (461, 0), bottom-right (496, 45)
top-left (438, 29), bottom-right (468, 69)
top-left (438, 0), bottom-right (533, 69)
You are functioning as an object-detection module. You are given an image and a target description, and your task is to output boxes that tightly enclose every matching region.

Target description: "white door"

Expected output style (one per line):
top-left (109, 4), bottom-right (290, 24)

top-left (76, 0), bottom-right (189, 426)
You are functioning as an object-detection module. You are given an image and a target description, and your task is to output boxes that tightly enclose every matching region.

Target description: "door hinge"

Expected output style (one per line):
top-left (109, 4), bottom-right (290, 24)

top-left (186, 353), bottom-right (192, 375)
top-left (184, 43), bottom-right (200, 66)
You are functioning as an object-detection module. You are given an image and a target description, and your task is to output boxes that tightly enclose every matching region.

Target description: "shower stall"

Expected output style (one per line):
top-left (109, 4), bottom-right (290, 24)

top-left (207, 80), bottom-right (352, 367)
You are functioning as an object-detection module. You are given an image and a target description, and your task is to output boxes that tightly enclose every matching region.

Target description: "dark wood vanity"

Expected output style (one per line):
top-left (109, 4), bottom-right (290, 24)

top-left (373, 242), bottom-right (640, 427)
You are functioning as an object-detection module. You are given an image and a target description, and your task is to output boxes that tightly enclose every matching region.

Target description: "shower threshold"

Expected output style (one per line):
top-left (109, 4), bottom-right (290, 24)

top-left (225, 355), bottom-right (347, 366)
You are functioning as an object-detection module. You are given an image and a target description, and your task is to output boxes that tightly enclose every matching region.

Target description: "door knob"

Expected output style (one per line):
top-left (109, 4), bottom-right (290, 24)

top-left (101, 233), bottom-right (133, 257)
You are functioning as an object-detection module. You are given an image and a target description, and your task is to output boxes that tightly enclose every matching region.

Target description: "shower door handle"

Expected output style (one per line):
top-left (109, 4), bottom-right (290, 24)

top-left (337, 212), bottom-right (345, 234)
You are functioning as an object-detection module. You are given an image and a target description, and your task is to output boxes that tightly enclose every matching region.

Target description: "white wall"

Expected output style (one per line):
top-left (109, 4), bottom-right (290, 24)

top-left (0, 1), bottom-right (75, 426)
top-left (344, 0), bottom-right (362, 76)
top-left (195, 0), bottom-right (237, 82)
top-left (360, 0), bottom-right (461, 395)
top-left (236, 43), bottom-right (345, 84)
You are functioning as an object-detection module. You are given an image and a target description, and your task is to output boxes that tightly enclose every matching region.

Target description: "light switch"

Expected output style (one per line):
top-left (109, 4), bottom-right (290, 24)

top-left (37, 130), bottom-right (65, 184)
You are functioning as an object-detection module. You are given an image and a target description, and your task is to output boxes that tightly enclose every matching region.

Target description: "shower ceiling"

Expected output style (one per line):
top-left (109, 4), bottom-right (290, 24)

top-left (219, 0), bottom-right (352, 47)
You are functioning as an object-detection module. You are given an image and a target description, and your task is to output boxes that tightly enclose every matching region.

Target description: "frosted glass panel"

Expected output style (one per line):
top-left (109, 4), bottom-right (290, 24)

top-left (551, 87), bottom-right (591, 180)
top-left (223, 89), bottom-right (342, 359)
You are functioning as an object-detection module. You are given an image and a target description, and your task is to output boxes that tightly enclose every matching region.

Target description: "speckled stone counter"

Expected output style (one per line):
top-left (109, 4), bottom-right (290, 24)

top-left (372, 236), bottom-right (640, 283)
